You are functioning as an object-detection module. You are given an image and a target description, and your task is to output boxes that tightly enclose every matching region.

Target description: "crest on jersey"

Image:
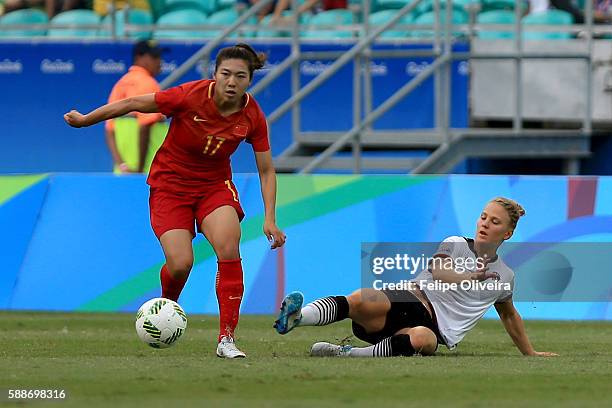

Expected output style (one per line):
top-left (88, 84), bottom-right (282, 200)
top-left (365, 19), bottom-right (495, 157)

top-left (233, 125), bottom-right (248, 137)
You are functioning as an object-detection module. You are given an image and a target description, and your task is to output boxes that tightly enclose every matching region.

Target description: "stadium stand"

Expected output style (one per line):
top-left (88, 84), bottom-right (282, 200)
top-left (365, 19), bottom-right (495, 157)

top-left (522, 9), bottom-right (574, 40)
top-left (201, 7), bottom-right (257, 37)
top-left (0, 7), bottom-right (47, 36)
top-left (476, 9), bottom-right (515, 39)
top-left (164, 0), bottom-right (219, 15)
top-left (411, 7), bottom-right (469, 37)
top-left (257, 10), bottom-right (312, 37)
top-left (47, 9), bottom-right (100, 37)
top-left (301, 8), bottom-right (355, 38)
top-left (98, 8), bottom-right (153, 39)
top-left (367, 9), bottom-right (415, 38)
top-left (153, 8), bottom-right (208, 38)
top-left (0, 0), bottom-right (609, 175)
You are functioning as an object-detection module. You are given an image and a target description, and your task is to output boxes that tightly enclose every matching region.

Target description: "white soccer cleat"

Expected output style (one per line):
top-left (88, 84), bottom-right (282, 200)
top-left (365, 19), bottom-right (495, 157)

top-left (216, 336), bottom-right (246, 359)
top-left (310, 342), bottom-right (353, 357)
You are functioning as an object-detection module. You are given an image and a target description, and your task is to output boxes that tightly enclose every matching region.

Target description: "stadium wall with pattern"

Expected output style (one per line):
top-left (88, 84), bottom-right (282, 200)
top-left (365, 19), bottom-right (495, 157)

top-left (1, 174), bottom-right (610, 320)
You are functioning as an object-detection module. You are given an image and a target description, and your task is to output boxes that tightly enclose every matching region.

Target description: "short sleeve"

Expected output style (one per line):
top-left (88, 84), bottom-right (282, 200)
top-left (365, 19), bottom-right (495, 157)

top-left (434, 236), bottom-right (464, 258)
top-left (497, 276), bottom-right (514, 303)
top-left (155, 84), bottom-right (188, 117)
top-left (247, 108), bottom-right (270, 152)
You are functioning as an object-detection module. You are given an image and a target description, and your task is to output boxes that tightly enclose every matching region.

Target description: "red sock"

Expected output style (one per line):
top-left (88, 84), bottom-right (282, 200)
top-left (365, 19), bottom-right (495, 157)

top-left (160, 264), bottom-right (187, 302)
top-left (216, 259), bottom-right (244, 342)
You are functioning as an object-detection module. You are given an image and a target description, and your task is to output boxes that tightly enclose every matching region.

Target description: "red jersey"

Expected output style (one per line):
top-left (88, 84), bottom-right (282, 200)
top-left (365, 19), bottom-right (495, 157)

top-left (148, 79), bottom-right (270, 193)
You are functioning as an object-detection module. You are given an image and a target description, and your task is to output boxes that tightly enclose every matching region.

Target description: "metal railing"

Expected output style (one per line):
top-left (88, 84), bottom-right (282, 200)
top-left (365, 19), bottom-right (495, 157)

top-left (0, 0), bottom-right (600, 174)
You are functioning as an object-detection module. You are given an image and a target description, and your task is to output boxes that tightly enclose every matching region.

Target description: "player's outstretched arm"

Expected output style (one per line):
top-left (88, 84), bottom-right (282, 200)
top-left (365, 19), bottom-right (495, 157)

top-left (494, 300), bottom-right (559, 357)
top-left (431, 255), bottom-right (498, 284)
top-left (254, 149), bottom-right (286, 249)
top-left (64, 94), bottom-right (159, 128)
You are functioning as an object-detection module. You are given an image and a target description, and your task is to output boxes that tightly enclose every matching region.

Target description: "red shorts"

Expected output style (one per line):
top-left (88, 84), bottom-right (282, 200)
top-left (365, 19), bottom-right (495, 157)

top-left (149, 180), bottom-right (245, 239)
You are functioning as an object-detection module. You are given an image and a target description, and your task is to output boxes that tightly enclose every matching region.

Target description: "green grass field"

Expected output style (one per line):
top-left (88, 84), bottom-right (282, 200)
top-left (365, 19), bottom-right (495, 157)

top-left (1, 312), bottom-right (610, 408)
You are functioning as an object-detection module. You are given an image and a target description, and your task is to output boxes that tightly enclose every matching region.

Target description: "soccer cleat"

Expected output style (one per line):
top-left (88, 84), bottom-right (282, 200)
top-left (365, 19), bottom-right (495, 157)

top-left (310, 342), bottom-right (353, 357)
top-left (273, 291), bottom-right (304, 335)
top-left (216, 336), bottom-right (246, 359)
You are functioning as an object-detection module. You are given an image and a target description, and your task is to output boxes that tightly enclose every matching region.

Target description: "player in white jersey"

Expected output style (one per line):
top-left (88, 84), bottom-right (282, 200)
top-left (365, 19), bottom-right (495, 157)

top-left (274, 197), bottom-right (558, 358)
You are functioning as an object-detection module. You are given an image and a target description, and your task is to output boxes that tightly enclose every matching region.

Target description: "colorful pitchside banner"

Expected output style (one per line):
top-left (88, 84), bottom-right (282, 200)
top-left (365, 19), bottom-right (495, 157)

top-left (1, 174), bottom-right (610, 320)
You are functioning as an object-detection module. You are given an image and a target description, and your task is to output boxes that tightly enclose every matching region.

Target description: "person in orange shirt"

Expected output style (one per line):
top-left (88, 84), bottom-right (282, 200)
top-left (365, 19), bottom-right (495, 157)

top-left (106, 40), bottom-right (165, 173)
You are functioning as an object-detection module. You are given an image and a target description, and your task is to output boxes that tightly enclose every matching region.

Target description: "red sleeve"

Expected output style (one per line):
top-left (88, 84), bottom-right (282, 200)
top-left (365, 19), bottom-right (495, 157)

top-left (155, 84), bottom-right (188, 117)
top-left (247, 108), bottom-right (270, 152)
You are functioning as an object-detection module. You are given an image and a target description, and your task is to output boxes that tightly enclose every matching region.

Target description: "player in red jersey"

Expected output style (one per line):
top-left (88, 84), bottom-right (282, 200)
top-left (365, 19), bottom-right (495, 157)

top-left (64, 43), bottom-right (286, 358)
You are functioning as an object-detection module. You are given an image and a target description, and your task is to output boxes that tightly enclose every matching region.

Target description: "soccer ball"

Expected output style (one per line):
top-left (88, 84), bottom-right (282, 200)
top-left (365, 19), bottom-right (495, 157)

top-left (135, 298), bottom-right (187, 349)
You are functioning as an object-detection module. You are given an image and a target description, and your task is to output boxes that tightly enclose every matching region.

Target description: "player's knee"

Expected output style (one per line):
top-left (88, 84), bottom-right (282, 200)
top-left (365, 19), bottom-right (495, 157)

top-left (214, 241), bottom-right (240, 260)
top-left (347, 290), bottom-right (366, 316)
top-left (347, 289), bottom-right (384, 319)
top-left (408, 326), bottom-right (438, 356)
top-left (166, 255), bottom-right (193, 278)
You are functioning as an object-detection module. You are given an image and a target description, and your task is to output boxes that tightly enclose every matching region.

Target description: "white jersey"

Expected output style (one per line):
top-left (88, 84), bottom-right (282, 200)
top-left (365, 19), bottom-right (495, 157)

top-left (414, 236), bottom-right (514, 349)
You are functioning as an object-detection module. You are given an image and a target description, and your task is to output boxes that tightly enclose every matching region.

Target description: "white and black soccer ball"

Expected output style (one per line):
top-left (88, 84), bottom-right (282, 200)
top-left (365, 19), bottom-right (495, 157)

top-left (135, 298), bottom-right (187, 349)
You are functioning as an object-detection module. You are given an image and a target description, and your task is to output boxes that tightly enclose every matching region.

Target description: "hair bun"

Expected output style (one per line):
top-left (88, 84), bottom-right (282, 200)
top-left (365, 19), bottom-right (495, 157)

top-left (235, 43), bottom-right (267, 70)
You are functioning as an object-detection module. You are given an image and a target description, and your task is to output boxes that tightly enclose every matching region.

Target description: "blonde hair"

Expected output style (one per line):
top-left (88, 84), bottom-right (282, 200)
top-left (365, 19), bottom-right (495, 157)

top-left (490, 197), bottom-right (525, 229)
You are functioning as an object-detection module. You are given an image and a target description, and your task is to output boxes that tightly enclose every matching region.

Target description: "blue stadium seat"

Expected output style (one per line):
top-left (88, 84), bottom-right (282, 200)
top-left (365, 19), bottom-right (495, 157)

top-left (0, 8), bottom-right (48, 37)
top-left (164, 0), bottom-right (218, 15)
top-left (153, 9), bottom-right (208, 38)
top-left (98, 9), bottom-right (154, 39)
top-left (481, 0), bottom-right (528, 12)
top-left (302, 9), bottom-right (355, 39)
top-left (368, 9), bottom-right (415, 38)
top-left (374, 0), bottom-right (412, 11)
top-left (522, 10), bottom-right (573, 40)
top-left (217, 0), bottom-right (237, 9)
top-left (414, 0), bottom-right (476, 17)
top-left (411, 8), bottom-right (468, 38)
top-left (47, 10), bottom-right (101, 38)
top-left (201, 8), bottom-right (257, 38)
top-left (148, 0), bottom-right (167, 21)
top-left (477, 9), bottom-right (515, 39)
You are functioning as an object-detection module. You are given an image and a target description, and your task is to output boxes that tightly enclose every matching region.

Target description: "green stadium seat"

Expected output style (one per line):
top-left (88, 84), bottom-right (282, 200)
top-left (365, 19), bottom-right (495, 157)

top-left (481, 0), bottom-right (527, 12)
top-left (414, 0), bottom-right (475, 17)
top-left (201, 8), bottom-right (257, 38)
top-left (217, 0), bottom-right (237, 10)
top-left (367, 9), bottom-right (415, 38)
top-left (98, 9), bottom-right (154, 39)
top-left (374, 0), bottom-right (410, 11)
top-left (148, 0), bottom-right (167, 21)
top-left (48, 10), bottom-right (101, 38)
top-left (476, 9), bottom-right (515, 39)
top-left (411, 8), bottom-right (468, 37)
top-left (164, 0), bottom-right (218, 15)
top-left (522, 10), bottom-right (573, 40)
top-left (302, 9), bottom-right (355, 39)
top-left (0, 8), bottom-right (48, 37)
top-left (154, 9), bottom-right (208, 38)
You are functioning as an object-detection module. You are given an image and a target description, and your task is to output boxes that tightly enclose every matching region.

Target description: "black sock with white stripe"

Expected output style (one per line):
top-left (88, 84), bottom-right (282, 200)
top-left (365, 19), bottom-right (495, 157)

top-left (299, 296), bottom-right (349, 326)
top-left (348, 334), bottom-right (416, 357)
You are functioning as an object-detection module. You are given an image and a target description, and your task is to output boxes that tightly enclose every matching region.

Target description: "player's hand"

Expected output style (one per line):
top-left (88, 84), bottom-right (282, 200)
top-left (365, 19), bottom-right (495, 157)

top-left (529, 351), bottom-right (559, 357)
top-left (263, 221), bottom-right (286, 249)
top-left (64, 110), bottom-right (88, 128)
top-left (470, 255), bottom-right (499, 281)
